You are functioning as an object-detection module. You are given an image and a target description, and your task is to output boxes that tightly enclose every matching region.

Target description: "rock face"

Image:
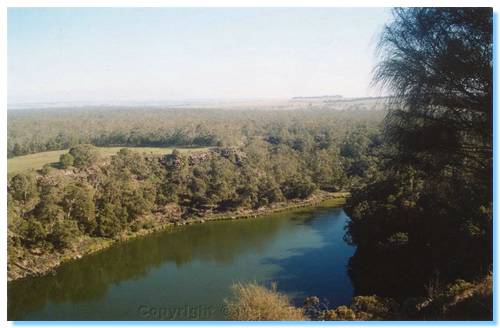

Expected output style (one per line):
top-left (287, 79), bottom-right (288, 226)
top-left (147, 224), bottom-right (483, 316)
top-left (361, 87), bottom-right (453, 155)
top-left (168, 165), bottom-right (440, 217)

top-left (160, 152), bottom-right (186, 168)
top-left (155, 203), bottom-right (182, 222)
top-left (160, 147), bottom-right (247, 168)
top-left (187, 152), bottom-right (211, 165)
top-left (211, 147), bottom-right (247, 165)
top-left (160, 151), bottom-right (209, 168)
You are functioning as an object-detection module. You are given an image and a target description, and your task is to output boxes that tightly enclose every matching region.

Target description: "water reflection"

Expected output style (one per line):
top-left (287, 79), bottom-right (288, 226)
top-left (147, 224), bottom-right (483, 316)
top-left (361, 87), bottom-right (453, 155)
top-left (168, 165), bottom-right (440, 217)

top-left (261, 208), bottom-right (355, 308)
top-left (8, 206), bottom-right (354, 320)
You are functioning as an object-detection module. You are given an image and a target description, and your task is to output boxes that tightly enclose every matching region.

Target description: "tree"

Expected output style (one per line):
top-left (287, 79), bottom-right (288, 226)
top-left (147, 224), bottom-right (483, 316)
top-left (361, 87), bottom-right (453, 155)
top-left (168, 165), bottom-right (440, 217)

top-left (34, 185), bottom-right (65, 225)
top-left (61, 183), bottom-right (96, 234)
top-left (161, 150), bottom-right (189, 203)
top-left (345, 8), bottom-right (493, 298)
top-left (122, 185), bottom-right (154, 222)
top-left (40, 164), bottom-right (52, 176)
top-left (50, 219), bottom-right (80, 250)
top-left (206, 157), bottom-right (238, 210)
top-left (109, 148), bottom-right (150, 179)
top-left (257, 176), bottom-right (283, 207)
top-left (9, 173), bottom-right (38, 202)
top-left (96, 203), bottom-right (126, 238)
top-left (59, 153), bottom-right (74, 169)
top-left (374, 8), bottom-right (492, 177)
top-left (281, 174), bottom-right (316, 200)
top-left (69, 144), bottom-right (100, 168)
top-left (21, 218), bottom-right (47, 248)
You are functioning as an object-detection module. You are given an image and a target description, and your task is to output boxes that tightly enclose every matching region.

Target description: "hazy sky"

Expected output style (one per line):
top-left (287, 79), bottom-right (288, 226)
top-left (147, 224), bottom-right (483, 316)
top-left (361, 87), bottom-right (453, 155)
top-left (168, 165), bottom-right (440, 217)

top-left (8, 8), bottom-right (392, 104)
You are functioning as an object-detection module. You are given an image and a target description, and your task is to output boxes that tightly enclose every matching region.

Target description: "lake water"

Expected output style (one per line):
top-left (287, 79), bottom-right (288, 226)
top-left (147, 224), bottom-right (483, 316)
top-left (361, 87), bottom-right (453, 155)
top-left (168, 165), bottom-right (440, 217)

top-left (8, 204), bottom-right (355, 320)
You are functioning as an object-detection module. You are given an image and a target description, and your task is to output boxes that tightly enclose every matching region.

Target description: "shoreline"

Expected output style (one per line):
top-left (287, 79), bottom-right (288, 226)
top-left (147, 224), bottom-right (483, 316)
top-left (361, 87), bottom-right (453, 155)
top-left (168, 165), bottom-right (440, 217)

top-left (7, 191), bottom-right (349, 282)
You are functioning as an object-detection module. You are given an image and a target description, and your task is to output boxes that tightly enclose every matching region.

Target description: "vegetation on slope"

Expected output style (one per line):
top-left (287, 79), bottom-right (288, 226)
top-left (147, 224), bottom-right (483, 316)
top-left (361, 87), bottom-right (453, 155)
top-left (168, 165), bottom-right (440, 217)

top-left (227, 275), bottom-right (492, 321)
top-left (7, 146), bottom-right (208, 174)
top-left (8, 115), bottom-right (383, 280)
top-left (343, 7), bottom-right (493, 319)
top-left (6, 7), bottom-right (492, 321)
top-left (227, 7), bottom-right (493, 321)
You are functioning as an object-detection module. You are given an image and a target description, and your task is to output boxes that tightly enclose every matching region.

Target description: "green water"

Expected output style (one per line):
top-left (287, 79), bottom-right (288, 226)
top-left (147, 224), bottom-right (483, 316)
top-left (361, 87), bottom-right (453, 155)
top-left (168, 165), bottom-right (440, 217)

top-left (8, 205), bottom-right (355, 320)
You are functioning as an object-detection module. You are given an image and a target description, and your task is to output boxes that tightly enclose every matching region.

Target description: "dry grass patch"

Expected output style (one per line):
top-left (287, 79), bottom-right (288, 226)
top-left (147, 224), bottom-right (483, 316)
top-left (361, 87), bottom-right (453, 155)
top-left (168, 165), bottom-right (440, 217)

top-left (225, 282), bottom-right (308, 321)
top-left (7, 146), bottom-right (209, 174)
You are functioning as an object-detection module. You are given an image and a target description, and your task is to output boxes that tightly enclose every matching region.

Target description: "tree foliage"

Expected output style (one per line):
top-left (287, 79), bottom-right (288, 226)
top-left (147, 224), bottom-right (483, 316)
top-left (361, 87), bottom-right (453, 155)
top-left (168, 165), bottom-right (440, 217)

top-left (59, 153), bottom-right (74, 169)
top-left (374, 8), bottom-right (492, 176)
top-left (346, 8), bottom-right (492, 299)
top-left (8, 106), bottom-right (386, 254)
top-left (69, 144), bottom-right (100, 168)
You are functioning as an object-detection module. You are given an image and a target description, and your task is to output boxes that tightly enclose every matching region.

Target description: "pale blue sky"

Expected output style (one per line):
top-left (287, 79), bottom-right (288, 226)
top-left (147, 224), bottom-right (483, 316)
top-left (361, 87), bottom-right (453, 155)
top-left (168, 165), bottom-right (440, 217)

top-left (8, 8), bottom-right (392, 104)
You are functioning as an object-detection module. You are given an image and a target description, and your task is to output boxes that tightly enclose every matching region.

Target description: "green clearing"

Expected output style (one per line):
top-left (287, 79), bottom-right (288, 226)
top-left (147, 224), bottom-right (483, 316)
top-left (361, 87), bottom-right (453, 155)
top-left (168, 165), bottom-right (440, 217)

top-left (7, 147), bottom-right (209, 174)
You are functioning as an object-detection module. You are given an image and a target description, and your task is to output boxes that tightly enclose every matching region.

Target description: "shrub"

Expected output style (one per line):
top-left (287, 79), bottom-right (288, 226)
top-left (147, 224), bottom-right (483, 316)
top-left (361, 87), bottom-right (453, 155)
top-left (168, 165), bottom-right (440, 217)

top-left (322, 306), bottom-right (356, 320)
top-left (21, 219), bottom-right (47, 247)
top-left (350, 295), bottom-right (399, 320)
top-left (68, 144), bottom-right (99, 168)
top-left (50, 219), bottom-right (80, 250)
top-left (387, 232), bottom-right (409, 247)
top-left (9, 173), bottom-right (38, 202)
top-left (281, 174), bottom-right (316, 199)
top-left (225, 282), bottom-right (307, 321)
top-left (96, 203), bottom-right (126, 238)
top-left (41, 164), bottom-right (52, 175)
top-left (59, 153), bottom-right (74, 169)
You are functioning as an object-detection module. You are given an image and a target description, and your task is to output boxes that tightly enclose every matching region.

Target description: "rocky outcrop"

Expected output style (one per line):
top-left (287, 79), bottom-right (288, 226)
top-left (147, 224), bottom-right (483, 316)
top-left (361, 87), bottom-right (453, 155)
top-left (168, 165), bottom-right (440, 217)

top-left (211, 147), bottom-right (247, 165)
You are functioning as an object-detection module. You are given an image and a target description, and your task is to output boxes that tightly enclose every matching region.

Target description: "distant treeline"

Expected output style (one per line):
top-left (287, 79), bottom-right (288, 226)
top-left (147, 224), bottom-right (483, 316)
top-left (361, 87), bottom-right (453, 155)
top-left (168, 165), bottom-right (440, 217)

top-left (7, 107), bottom-right (385, 157)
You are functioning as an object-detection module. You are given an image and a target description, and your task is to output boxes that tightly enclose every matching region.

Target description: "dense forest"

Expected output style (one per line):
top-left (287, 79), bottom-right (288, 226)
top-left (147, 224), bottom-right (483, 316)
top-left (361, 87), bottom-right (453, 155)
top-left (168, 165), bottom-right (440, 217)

top-left (7, 7), bottom-right (493, 321)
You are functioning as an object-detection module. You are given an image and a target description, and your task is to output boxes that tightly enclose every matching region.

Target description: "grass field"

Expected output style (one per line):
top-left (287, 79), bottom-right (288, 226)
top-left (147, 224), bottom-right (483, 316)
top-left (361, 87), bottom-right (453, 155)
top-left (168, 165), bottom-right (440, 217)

top-left (7, 146), bottom-right (210, 174)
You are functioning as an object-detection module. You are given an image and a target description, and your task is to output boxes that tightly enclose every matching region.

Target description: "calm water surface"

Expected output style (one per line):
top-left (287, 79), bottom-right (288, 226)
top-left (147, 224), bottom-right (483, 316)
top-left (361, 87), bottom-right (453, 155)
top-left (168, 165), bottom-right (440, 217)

top-left (8, 205), bottom-right (355, 320)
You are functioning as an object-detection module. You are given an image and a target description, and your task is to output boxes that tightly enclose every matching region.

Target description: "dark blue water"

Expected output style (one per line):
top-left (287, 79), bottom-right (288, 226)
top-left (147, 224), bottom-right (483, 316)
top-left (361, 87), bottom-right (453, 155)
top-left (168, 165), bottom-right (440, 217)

top-left (8, 204), bottom-right (355, 320)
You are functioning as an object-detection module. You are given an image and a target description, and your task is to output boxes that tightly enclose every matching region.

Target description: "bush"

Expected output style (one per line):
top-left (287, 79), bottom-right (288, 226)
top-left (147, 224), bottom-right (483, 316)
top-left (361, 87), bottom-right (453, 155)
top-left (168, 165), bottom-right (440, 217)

top-left (21, 219), bottom-right (47, 247)
top-left (350, 295), bottom-right (399, 320)
top-left (59, 153), bottom-right (74, 169)
top-left (322, 306), bottom-right (356, 320)
top-left (9, 173), bottom-right (38, 202)
top-left (41, 164), bottom-right (52, 175)
top-left (61, 183), bottom-right (96, 234)
top-left (50, 219), bottom-right (80, 250)
top-left (69, 144), bottom-right (100, 168)
top-left (225, 282), bottom-right (307, 321)
top-left (281, 175), bottom-right (316, 199)
top-left (387, 232), bottom-right (409, 247)
top-left (96, 203), bottom-right (126, 238)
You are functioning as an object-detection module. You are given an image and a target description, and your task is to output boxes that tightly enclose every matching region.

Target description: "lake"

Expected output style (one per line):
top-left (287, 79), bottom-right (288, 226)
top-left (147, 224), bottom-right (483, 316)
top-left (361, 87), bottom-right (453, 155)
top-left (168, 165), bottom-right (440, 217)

top-left (8, 204), bottom-right (355, 320)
